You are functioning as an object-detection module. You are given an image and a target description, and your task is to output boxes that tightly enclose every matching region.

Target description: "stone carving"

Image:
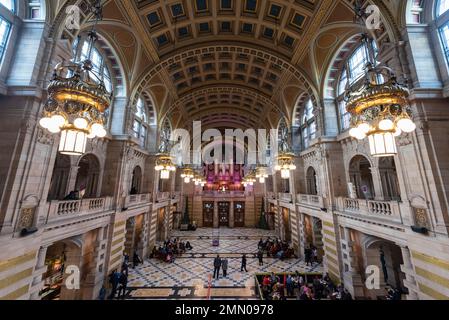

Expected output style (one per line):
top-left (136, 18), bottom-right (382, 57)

top-left (397, 133), bottom-right (413, 147)
top-left (18, 207), bottom-right (35, 230)
top-left (413, 207), bottom-right (430, 229)
top-left (37, 127), bottom-right (54, 145)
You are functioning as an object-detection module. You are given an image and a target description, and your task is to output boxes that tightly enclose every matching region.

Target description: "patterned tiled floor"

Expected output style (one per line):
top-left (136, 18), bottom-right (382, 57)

top-left (125, 228), bottom-right (323, 300)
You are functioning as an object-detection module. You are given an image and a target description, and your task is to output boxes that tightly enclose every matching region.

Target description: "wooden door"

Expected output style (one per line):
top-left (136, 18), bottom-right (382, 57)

top-left (203, 202), bottom-right (214, 227)
top-left (218, 202), bottom-right (230, 227)
top-left (234, 202), bottom-right (245, 227)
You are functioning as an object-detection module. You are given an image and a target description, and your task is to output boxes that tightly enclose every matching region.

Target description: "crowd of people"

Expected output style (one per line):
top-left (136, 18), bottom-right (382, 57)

top-left (149, 238), bottom-right (193, 263)
top-left (260, 272), bottom-right (353, 300)
top-left (258, 237), bottom-right (295, 260)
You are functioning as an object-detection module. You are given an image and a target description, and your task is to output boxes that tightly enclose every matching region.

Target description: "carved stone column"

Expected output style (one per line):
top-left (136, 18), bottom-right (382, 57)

top-left (399, 245), bottom-right (419, 300)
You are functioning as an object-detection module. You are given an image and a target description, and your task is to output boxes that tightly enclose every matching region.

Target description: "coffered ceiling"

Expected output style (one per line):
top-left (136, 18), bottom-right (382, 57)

top-left (53, 0), bottom-right (400, 130)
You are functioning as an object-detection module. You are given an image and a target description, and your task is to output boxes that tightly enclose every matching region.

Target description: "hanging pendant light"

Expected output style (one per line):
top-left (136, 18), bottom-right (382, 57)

top-left (39, 0), bottom-right (111, 156)
top-left (256, 166), bottom-right (269, 183)
top-left (346, 3), bottom-right (416, 158)
top-left (274, 152), bottom-right (296, 179)
top-left (180, 166), bottom-right (194, 183)
top-left (155, 154), bottom-right (176, 180)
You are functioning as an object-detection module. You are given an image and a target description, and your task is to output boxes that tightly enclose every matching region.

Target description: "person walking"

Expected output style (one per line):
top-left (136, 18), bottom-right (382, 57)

top-left (241, 254), bottom-right (248, 272)
top-left (257, 250), bottom-right (264, 266)
top-left (117, 270), bottom-right (128, 299)
top-left (133, 250), bottom-right (142, 268)
top-left (305, 246), bottom-right (312, 266)
top-left (213, 255), bottom-right (222, 279)
top-left (107, 270), bottom-right (120, 300)
top-left (222, 258), bottom-right (228, 277)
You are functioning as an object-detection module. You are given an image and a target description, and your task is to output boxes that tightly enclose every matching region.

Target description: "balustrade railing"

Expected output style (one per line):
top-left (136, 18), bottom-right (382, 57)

top-left (125, 193), bottom-right (152, 208)
top-left (336, 197), bottom-right (402, 223)
top-left (296, 194), bottom-right (324, 208)
top-left (48, 197), bottom-right (113, 222)
top-left (279, 193), bottom-right (293, 202)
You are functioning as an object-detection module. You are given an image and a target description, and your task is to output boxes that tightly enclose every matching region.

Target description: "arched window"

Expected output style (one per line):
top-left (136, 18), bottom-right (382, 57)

top-left (437, 0), bottom-right (449, 17)
top-left (0, 0), bottom-right (14, 12)
top-left (133, 97), bottom-right (149, 148)
top-left (336, 39), bottom-right (378, 132)
top-left (78, 40), bottom-right (112, 92)
top-left (0, 0), bottom-right (14, 65)
top-left (301, 99), bottom-right (316, 149)
top-left (437, 0), bottom-right (449, 67)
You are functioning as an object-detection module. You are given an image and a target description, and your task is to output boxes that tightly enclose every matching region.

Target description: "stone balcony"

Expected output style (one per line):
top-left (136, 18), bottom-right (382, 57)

top-left (278, 193), bottom-right (293, 202)
top-left (156, 192), bottom-right (171, 202)
top-left (46, 197), bottom-right (114, 225)
top-left (296, 194), bottom-right (325, 208)
top-left (198, 191), bottom-right (248, 197)
top-left (124, 193), bottom-right (152, 209)
top-left (336, 197), bottom-right (404, 225)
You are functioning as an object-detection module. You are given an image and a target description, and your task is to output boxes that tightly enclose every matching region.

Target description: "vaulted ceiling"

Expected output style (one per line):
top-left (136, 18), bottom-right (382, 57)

top-left (52, 0), bottom-right (402, 130)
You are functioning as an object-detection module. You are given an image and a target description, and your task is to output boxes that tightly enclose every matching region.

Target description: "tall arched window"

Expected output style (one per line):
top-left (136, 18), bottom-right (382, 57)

top-left (0, 0), bottom-right (14, 12)
top-left (133, 97), bottom-right (149, 148)
top-left (336, 39), bottom-right (378, 132)
top-left (301, 99), bottom-right (316, 149)
top-left (0, 0), bottom-right (14, 65)
top-left (437, 0), bottom-right (449, 67)
top-left (78, 40), bottom-right (112, 92)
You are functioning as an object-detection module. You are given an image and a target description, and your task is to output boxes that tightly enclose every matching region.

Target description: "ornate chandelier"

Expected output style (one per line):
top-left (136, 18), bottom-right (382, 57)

top-left (243, 170), bottom-right (256, 187)
top-left (346, 2), bottom-right (416, 158)
top-left (346, 54), bottom-right (416, 157)
top-left (274, 152), bottom-right (296, 179)
top-left (155, 154), bottom-right (176, 180)
top-left (39, 1), bottom-right (110, 156)
top-left (255, 166), bottom-right (269, 184)
top-left (180, 166), bottom-right (194, 183)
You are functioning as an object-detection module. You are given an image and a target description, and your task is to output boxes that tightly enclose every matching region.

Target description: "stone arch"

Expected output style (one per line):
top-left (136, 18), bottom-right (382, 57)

top-left (348, 155), bottom-right (375, 199)
top-left (75, 154), bottom-right (101, 198)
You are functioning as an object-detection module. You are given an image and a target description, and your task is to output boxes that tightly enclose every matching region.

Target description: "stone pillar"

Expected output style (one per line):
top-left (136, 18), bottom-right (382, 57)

top-left (341, 228), bottom-right (365, 298)
top-left (297, 212), bottom-right (306, 259)
top-left (229, 201), bottom-right (234, 228)
top-left (399, 245), bottom-right (419, 300)
top-left (66, 165), bottom-right (80, 194)
top-left (213, 201), bottom-right (219, 228)
top-left (60, 248), bottom-right (82, 300)
top-left (370, 165), bottom-right (384, 200)
top-left (30, 245), bottom-right (49, 300)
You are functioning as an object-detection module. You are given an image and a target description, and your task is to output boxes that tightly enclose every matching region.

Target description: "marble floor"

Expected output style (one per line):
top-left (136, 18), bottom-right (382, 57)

top-left (125, 228), bottom-right (323, 300)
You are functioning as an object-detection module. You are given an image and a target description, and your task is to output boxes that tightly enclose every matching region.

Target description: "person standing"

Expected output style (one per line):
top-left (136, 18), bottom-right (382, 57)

top-left (222, 258), bottom-right (228, 277)
top-left (213, 255), bottom-right (222, 279)
top-left (241, 254), bottom-right (248, 272)
top-left (117, 270), bottom-right (128, 299)
top-left (133, 250), bottom-right (142, 268)
top-left (257, 250), bottom-right (264, 266)
top-left (108, 270), bottom-right (120, 300)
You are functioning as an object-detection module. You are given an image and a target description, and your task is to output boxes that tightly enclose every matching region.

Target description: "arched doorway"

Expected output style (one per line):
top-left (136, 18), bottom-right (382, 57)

top-left (48, 154), bottom-right (71, 200)
top-left (363, 238), bottom-right (406, 300)
top-left (349, 156), bottom-right (375, 199)
top-left (40, 239), bottom-right (82, 300)
top-left (131, 166), bottom-right (142, 194)
top-left (282, 208), bottom-right (291, 242)
top-left (379, 158), bottom-right (401, 201)
top-left (75, 154), bottom-right (100, 198)
top-left (306, 167), bottom-right (318, 195)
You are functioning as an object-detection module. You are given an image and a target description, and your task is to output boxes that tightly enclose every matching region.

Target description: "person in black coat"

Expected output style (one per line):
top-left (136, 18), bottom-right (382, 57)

top-left (117, 270), bottom-right (128, 299)
top-left (213, 255), bottom-right (222, 279)
top-left (133, 250), bottom-right (142, 268)
top-left (108, 271), bottom-right (120, 299)
top-left (241, 254), bottom-right (248, 272)
top-left (257, 250), bottom-right (264, 266)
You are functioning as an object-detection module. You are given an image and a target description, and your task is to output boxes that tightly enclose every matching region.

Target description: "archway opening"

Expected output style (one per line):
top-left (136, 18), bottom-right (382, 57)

top-left (75, 154), bottom-right (101, 198)
top-left (379, 157), bottom-right (401, 201)
top-left (349, 156), bottom-right (375, 199)
top-left (48, 154), bottom-right (71, 201)
top-left (130, 166), bottom-right (142, 195)
top-left (306, 167), bottom-right (318, 195)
